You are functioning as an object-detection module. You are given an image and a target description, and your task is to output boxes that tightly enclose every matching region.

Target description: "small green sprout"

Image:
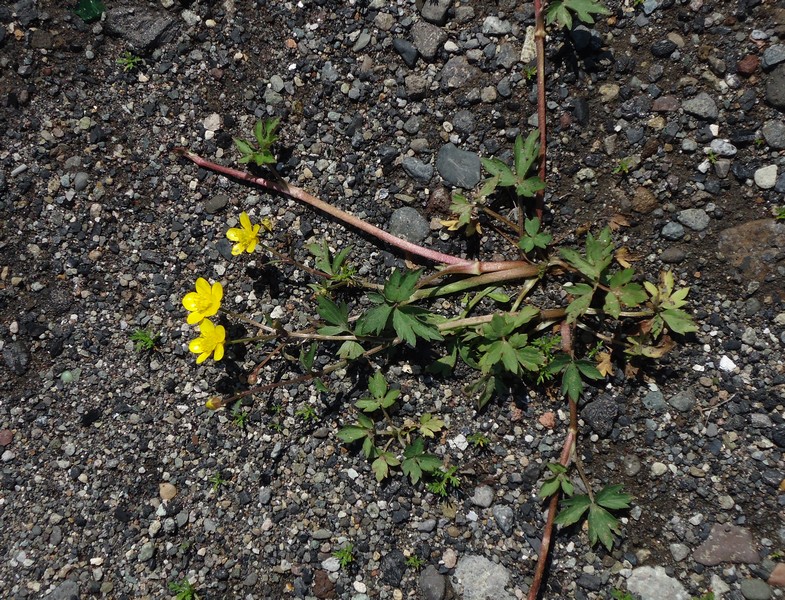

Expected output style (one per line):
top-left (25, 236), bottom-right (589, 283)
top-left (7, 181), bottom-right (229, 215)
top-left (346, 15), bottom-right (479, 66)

top-left (524, 65), bottom-right (537, 81)
top-left (117, 51), bottom-right (144, 72)
top-left (168, 578), bottom-right (199, 600)
top-left (130, 328), bottom-right (159, 352)
top-left (612, 158), bottom-right (631, 175)
top-left (296, 405), bottom-right (318, 422)
top-left (405, 554), bottom-right (425, 571)
top-left (425, 466), bottom-right (461, 497)
top-left (754, 137), bottom-right (766, 148)
top-left (332, 543), bottom-right (354, 568)
top-left (773, 206), bottom-right (785, 221)
top-left (231, 401), bottom-right (250, 428)
top-left (706, 149), bottom-right (718, 164)
top-left (234, 117), bottom-right (280, 168)
top-left (209, 472), bottom-right (229, 493)
top-left (467, 432), bottom-right (490, 448)
top-left (611, 590), bottom-right (635, 600)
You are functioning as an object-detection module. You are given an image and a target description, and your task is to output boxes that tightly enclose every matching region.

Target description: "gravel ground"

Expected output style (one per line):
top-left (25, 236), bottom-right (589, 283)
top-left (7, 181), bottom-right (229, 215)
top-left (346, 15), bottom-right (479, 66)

top-left (1, 0), bottom-right (785, 599)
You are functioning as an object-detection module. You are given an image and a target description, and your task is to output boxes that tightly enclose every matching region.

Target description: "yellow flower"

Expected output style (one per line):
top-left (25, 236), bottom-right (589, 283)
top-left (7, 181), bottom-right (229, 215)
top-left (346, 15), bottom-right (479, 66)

top-left (188, 319), bottom-right (226, 364)
top-left (182, 277), bottom-right (223, 325)
top-left (226, 211), bottom-right (261, 255)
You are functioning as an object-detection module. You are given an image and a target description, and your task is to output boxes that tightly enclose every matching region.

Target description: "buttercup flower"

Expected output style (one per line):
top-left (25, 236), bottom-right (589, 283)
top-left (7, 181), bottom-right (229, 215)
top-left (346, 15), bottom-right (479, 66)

top-left (226, 211), bottom-right (261, 255)
top-left (188, 318), bottom-right (226, 364)
top-left (182, 277), bottom-right (223, 325)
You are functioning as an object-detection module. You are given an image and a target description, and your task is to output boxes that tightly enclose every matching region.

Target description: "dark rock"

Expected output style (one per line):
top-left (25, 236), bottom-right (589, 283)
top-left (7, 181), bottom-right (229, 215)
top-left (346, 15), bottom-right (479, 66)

top-left (419, 565), bottom-right (446, 600)
top-left (3, 340), bottom-right (30, 375)
top-left (452, 110), bottom-right (475, 134)
top-left (762, 45), bottom-right (785, 71)
top-left (577, 573), bottom-right (603, 591)
top-left (105, 7), bottom-right (177, 53)
top-left (572, 97), bottom-right (589, 125)
top-left (651, 39), bottom-right (677, 57)
top-left (393, 38), bottom-right (418, 68)
top-left (762, 120), bottom-right (785, 149)
top-left (683, 92), bottom-right (718, 120)
top-left (401, 157), bottom-right (433, 184)
top-left (631, 187), bottom-right (658, 214)
top-left (581, 398), bottom-right (618, 437)
top-left (492, 505), bottom-right (514, 536)
top-left (717, 220), bottom-right (785, 282)
top-left (435, 143), bottom-right (481, 188)
top-left (421, 0), bottom-right (451, 25)
top-left (440, 56), bottom-right (479, 90)
top-left (660, 247), bottom-right (686, 263)
top-left (312, 569), bottom-right (335, 599)
top-left (765, 65), bottom-right (785, 111)
top-left (204, 194), bottom-right (229, 214)
top-left (668, 388), bottom-right (696, 412)
top-left (49, 580), bottom-right (79, 600)
top-left (405, 74), bottom-right (428, 100)
top-left (737, 54), bottom-right (760, 76)
top-left (380, 549), bottom-right (406, 586)
top-left (642, 389), bottom-right (667, 413)
top-left (411, 21), bottom-right (447, 61)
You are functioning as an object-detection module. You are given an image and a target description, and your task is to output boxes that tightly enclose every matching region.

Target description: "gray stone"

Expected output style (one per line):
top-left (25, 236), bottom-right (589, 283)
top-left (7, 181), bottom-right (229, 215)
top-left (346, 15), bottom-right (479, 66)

top-left (765, 65), bottom-right (785, 111)
top-left (452, 110), bottom-right (475, 134)
top-left (643, 389), bottom-right (667, 413)
top-left (204, 193), bottom-right (229, 214)
top-left (761, 120), bottom-right (785, 149)
top-left (389, 207), bottom-right (430, 243)
top-left (660, 247), bottom-right (686, 263)
top-left (710, 139), bottom-right (737, 157)
top-left (405, 74), bottom-right (428, 100)
top-left (740, 579), bottom-right (772, 600)
top-left (320, 61), bottom-right (339, 83)
top-left (105, 7), bottom-right (177, 52)
top-left (73, 171), bottom-right (89, 192)
top-left (440, 55), bottom-right (480, 89)
top-left (3, 341), bottom-right (30, 375)
top-left (393, 38), bottom-right (418, 68)
top-left (754, 165), bottom-right (778, 189)
top-left (138, 541), bottom-right (155, 562)
top-left (49, 580), bottom-right (80, 600)
top-left (762, 45), bottom-right (785, 71)
top-left (482, 16), bottom-right (511, 36)
top-left (492, 505), bottom-right (514, 536)
top-left (682, 92), bottom-right (718, 120)
top-left (352, 30), bottom-right (371, 52)
top-left (718, 219), bottom-right (785, 283)
top-left (627, 566), bottom-right (689, 600)
top-left (668, 388), bottom-right (696, 412)
top-left (420, 565), bottom-right (446, 600)
top-left (436, 143), bottom-right (481, 188)
top-left (670, 543), bottom-right (691, 562)
top-left (453, 555), bottom-right (514, 600)
top-left (677, 208), bottom-right (710, 231)
top-left (622, 454), bottom-right (642, 476)
top-left (470, 485), bottom-right (494, 508)
top-left (263, 88), bottom-right (282, 106)
top-left (693, 523), bottom-right (760, 565)
top-left (401, 156), bottom-right (433, 184)
top-left (420, 0), bottom-right (451, 26)
top-left (495, 43), bottom-right (518, 69)
top-left (581, 398), bottom-right (618, 437)
top-left (411, 21), bottom-right (447, 61)
top-left (661, 222), bottom-right (685, 240)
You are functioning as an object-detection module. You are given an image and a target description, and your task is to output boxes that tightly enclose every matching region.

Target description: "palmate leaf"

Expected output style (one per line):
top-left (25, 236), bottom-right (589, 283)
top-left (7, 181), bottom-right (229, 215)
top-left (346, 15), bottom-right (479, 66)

top-left (662, 308), bottom-right (698, 335)
top-left (392, 307), bottom-right (443, 347)
top-left (554, 494), bottom-right (591, 526)
top-left (565, 283), bottom-right (594, 323)
top-left (356, 304), bottom-right (394, 337)
top-left (588, 504), bottom-right (622, 551)
top-left (547, 0), bottom-right (610, 29)
top-left (514, 132), bottom-right (540, 180)
top-left (419, 413), bottom-right (445, 437)
top-left (383, 268), bottom-right (421, 303)
top-left (74, 0), bottom-right (104, 22)
top-left (337, 425), bottom-right (369, 443)
top-left (338, 340), bottom-right (364, 360)
top-left (372, 452), bottom-right (401, 482)
top-left (402, 438), bottom-right (443, 484)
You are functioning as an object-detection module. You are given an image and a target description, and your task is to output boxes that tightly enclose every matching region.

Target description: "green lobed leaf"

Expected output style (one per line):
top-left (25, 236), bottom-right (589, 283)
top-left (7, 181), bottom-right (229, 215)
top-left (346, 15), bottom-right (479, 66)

top-left (367, 372), bottom-right (387, 399)
top-left (565, 283), bottom-right (595, 323)
top-left (603, 291), bottom-right (622, 318)
top-left (563, 0), bottom-right (611, 25)
top-left (355, 398), bottom-right (381, 412)
top-left (561, 362), bottom-right (583, 402)
top-left (383, 269), bottom-right (421, 303)
top-left (337, 426), bottom-right (369, 443)
top-left (588, 504), bottom-right (622, 551)
top-left (419, 413), bottom-right (445, 437)
top-left (595, 484), bottom-right (632, 510)
top-left (515, 345), bottom-right (546, 372)
top-left (539, 477), bottom-right (561, 499)
top-left (515, 177), bottom-right (547, 198)
top-left (546, 1), bottom-right (573, 29)
top-left (300, 342), bottom-right (317, 372)
top-left (575, 359), bottom-right (604, 381)
top-left (234, 138), bottom-right (254, 156)
top-left (338, 341), bottom-right (364, 360)
top-left (554, 494), bottom-right (591, 526)
top-left (356, 304), bottom-right (394, 337)
top-left (662, 308), bottom-right (697, 334)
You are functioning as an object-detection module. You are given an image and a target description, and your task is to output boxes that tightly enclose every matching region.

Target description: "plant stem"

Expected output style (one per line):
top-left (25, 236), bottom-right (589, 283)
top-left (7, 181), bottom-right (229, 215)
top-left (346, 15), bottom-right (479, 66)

top-left (175, 148), bottom-right (472, 267)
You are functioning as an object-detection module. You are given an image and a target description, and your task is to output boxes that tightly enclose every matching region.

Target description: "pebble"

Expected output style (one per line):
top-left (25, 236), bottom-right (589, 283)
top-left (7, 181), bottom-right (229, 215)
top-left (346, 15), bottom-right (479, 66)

top-left (420, 0), bottom-right (450, 25)
top-left (454, 555), bottom-right (513, 600)
top-left (159, 483), bottom-right (177, 500)
top-left (740, 578), bottom-right (772, 600)
top-left (761, 120), bottom-right (785, 149)
top-left (204, 193), bottom-right (229, 214)
top-left (470, 485), bottom-right (494, 508)
top-left (440, 56), bottom-right (480, 90)
top-left (766, 65), bottom-right (785, 110)
top-left (677, 208), bottom-right (709, 231)
top-left (762, 45), bottom-right (785, 71)
top-left (419, 566), bottom-right (446, 600)
top-left (492, 505), bottom-right (514, 536)
top-left (682, 92), bottom-right (718, 120)
top-left (388, 207), bottom-right (430, 243)
top-left (411, 21), bottom-right (447, 61)
top-left (661, 222), bottom-right (685, 240)
top-left (401, 156), bottom-right (433, 184)
top-left (693, 523), bottom-right (761, 565)
top-left (754, 165), bottom-right (778, 189)
top-left (651, 462), bottom-right (668, 476)
top-left (627, 566), bottom-right (690, 600)
top-left (435, 143), bottom-right (481, 188)
top-left (137, 542), bottom-right (155, 562)
top-left (669, 543), bottom-right (690, 562)
top-left (668, 389), bottom-right (696, 412)
top-left (482, 16), bottom-right (512, 36)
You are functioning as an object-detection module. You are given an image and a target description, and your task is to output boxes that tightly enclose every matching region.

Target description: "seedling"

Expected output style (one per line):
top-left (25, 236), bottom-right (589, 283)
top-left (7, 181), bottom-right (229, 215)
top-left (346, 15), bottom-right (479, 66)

top-left (425, 466), bottom-right (461, 498)
top-left (706, 149), bottom-right (719, 164)
top-left (611, 590), bottom-right (636, 600)
top-left (612, 158), bottom-right (631, 175)
top-left (773, 206), bottom-right (785, 221)
top-left (130, 328), bottom-right (159, 352)
top-left (405, 554), bottom-right (425, 571)
top-left (168, 578), bottom-right (199, 600)
top-left (295, 405), bottom-right (318, 422)
top-left (332, 543), bottom-right (354, 569)
top-left (234, 117), bottom-right (280, 168)
top-left (524, 65), bottom-right (538, 81)
top-left (117, 51), bottom-right (144, 72)
top-left (467, 432), bottom-right (491, 449)
top-left (209, 472), bottom-right (229, 493)
top-left (230, 401), bottom-right (250, 428)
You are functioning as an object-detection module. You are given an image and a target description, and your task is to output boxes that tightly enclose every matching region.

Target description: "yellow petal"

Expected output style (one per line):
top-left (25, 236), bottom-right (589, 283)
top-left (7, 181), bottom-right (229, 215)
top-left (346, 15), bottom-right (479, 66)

top-left (240, 211), bottom-right (252, 231)
top-left (212, 282), bottom-right (223, 303)
top-left (231, 243), bottom-right (244, 255)
top-left (187, 312), bottom-right (204, 325)
top-left (226, 227), bottom-right (242, 242)
top-left (200, 319), bottom-right (215, 335)
top-left (189, 338), bottom-right (205, 353)
top-left (195, 277), bottom-right (210, 296)
top-left (213, 344), bottom-right (224, 361)
top-left (246, 238), bottom-right (257, 253)
top-left (183, 292), bottom-right (200, 311)
top-left (196, 351), bottom-right (209, 364)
